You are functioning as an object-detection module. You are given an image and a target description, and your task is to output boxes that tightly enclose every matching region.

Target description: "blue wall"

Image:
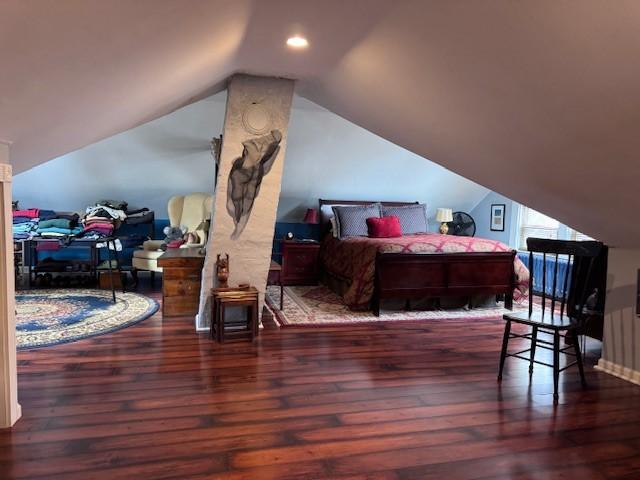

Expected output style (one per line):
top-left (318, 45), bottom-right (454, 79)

top-left (27, 219), bottom-right (169, 268)
top-left (31, 219), bottom-right (318, 267)
top-left (271, 222), bottom-right (320, 262)
top-left (470, 191), bottom-right (519, 247)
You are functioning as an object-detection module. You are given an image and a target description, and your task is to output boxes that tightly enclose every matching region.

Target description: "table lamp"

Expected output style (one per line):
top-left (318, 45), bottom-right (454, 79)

top-left (436, 208), bottom-right (453, 234)
top-left (303, 208), bottom-right (319, 224)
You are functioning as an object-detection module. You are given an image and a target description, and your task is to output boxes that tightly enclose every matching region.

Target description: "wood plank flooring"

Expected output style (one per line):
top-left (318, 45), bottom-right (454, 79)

top-left (1, 288), bottom-right (640, 479)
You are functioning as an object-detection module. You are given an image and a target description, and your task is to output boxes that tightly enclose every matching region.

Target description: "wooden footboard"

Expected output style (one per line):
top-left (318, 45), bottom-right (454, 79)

top-left (373, 251), bottom-right (517, 316)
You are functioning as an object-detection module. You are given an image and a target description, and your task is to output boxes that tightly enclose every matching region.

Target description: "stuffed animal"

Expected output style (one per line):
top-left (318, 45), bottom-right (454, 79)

top-left (160, 226), bottom-right (185, 251)
top-left (183, 231), bottom-right (199, 245)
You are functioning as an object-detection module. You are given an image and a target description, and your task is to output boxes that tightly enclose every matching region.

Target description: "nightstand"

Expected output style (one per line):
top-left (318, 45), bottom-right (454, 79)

top-left (281, 240), bottom-right (320, 285)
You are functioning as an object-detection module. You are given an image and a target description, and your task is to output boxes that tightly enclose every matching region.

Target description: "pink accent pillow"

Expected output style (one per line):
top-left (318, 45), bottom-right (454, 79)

top-left (166, 239), bottom-right (186, 249)
top-left (366, 215), bottom-right (403, 238)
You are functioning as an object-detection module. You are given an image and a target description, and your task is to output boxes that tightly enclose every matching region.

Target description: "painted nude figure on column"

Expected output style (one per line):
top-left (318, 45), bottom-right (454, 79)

top-left (226, 129), bottom-right (282, 239)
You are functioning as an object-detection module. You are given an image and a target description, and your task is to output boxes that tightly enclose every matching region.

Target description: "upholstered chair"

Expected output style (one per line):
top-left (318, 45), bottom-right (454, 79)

top-left (132, 193), bottom-right (212, 285)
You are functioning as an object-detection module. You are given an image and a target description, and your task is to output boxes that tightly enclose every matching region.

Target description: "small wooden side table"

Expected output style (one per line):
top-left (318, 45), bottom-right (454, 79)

top-left (268, 260), bottom-right (283, 310)
top-left (211, 286), bottom-right (259, 343)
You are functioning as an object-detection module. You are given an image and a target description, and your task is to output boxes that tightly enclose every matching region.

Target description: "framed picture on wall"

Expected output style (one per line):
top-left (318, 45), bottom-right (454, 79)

top-left (490, 204), bottom-right (506, 232)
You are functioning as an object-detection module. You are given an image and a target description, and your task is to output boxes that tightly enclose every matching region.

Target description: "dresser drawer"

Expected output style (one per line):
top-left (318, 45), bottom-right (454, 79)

top-left (163, 278), bottom-right (201, 297)
top-left (163, 268), bottom-right (202, 281)
top-left (283, 252), bottom-right (316, 275)
top-left (281, 242), bottom-right (320, 284)
top-left (163, 296), bottom-right (200, 317)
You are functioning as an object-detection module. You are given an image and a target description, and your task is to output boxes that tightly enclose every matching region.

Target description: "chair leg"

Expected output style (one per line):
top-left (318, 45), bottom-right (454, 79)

top-left (529, 326), bottom-right (538, 375)
top-left (504, 292), bottom-right (513, 310)
top-left (131, 268), bottom-right (139, 289)
top-left (553, 330), bottom-right (560, 403)
top-left (498, 320), bottom-right (511, 381)
top-left (571, 329), bottom-right (587, 388)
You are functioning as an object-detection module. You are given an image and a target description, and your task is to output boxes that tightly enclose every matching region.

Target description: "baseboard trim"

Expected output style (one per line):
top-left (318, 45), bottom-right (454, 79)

top-left (194, 314), bottom-right (209, 333)
top-left (595, 358), bottom-right (640, 386)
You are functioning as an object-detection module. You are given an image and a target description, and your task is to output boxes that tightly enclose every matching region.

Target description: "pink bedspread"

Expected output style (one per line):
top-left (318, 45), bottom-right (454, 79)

top-left (320, 233), bottom-right (529, 310)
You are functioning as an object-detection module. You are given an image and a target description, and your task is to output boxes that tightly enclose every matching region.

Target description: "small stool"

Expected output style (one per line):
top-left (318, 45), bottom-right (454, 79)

top-left (211, 286), bottom-right (259, 343)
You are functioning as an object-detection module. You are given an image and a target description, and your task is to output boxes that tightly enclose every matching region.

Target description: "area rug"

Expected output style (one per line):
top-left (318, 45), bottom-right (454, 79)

top-left (265, 285), bottom-right (529, 326)
top-left (16, 289), bottom-right (159, 349)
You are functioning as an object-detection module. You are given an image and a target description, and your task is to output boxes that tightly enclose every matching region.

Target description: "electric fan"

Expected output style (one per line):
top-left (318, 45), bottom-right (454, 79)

top-left (447, 211), bottom-right (476, 236)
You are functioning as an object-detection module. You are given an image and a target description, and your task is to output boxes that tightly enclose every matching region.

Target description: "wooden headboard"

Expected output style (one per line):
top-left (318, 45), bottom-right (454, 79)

top-left (318, 199), bottom-right (419, 235)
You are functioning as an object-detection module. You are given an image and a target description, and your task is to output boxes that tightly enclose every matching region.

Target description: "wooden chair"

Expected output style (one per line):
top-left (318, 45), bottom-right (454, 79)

top-left (498, 238), bottom-right (603, 402)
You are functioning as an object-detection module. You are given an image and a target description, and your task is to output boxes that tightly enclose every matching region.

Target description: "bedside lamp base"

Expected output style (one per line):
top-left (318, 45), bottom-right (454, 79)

top-left (439, 222), bottom-right (449, 235)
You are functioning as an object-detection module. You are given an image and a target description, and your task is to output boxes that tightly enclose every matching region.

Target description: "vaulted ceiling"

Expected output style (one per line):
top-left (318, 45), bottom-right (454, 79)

top-left (2, 0), bottom-right (639, 246)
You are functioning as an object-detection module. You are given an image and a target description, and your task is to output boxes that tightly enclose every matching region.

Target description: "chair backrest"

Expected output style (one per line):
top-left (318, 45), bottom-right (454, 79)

top-left (168, 193), bottom-right (212, 235)
top-left (525, 238), bottom-right (603, 321)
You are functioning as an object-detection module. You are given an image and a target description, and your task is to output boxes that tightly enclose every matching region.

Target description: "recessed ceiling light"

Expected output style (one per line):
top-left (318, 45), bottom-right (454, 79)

top-left (286, 36), bottom-right (308, 49)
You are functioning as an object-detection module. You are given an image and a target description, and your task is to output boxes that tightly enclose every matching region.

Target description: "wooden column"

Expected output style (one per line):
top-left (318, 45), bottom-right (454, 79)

top-left (197, 75), bottom-right (295, 330)
top-left (0, 143), bottom-right (21, 428)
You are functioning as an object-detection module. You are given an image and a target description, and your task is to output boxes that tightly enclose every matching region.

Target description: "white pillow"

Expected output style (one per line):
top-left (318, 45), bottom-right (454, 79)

top-left (330, 216), bottom-right (338, 238)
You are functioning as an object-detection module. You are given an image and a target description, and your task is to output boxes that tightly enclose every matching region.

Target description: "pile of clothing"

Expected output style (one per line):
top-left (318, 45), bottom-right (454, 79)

top-left (13, 199), bottom-right (149, 242)
top-left (12, 208), bottom-right (42, 240)
top-left (81, 199), bottom-right (127, 240)
top-left (37, 212), bottom-right (81, 238)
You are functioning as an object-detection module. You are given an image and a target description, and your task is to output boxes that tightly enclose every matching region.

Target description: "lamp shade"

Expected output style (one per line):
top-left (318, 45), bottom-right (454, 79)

top-left (435, 208), bottom-right (453, 223)
top-left (303, 208), bottom-right (319, 224)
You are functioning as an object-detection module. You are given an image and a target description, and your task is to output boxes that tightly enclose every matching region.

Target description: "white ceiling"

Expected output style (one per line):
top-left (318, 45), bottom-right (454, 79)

top-left (1, 0), bottom-right (639, 246)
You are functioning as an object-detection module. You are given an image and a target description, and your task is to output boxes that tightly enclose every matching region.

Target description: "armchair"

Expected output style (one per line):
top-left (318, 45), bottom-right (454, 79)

top-left (132, 193), bottom-right (212, 285)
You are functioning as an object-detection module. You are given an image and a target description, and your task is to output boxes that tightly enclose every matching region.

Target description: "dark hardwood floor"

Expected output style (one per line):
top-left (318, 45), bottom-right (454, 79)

top-left (2, 284), bottom-right (640, 479)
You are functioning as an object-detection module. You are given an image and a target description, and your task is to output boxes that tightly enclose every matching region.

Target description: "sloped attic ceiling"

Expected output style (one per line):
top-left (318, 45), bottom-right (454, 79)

top-left (1, 0), bottom-right (639, 247)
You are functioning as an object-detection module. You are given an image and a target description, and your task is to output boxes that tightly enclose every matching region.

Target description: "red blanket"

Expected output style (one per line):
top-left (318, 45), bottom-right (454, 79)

top-left (320, 233), bottom-right (529, 309)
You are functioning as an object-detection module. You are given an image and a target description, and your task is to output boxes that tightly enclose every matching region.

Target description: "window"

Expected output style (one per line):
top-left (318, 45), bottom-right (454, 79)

top-left (518, 207), bottom-right (559, 248)
top-left (517, 205), bottom-right (593, 249)
top-left (566, 227), bottom-right (593, 242)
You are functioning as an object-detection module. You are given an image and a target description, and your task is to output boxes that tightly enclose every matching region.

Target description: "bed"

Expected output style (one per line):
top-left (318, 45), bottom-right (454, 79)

top-left (318, 199), bottom-right (529, 316)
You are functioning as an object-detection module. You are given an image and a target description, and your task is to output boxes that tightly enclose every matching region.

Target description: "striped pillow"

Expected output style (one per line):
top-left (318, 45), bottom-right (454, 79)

top-left (381, 204), bottom-right (428, 234)
top-left (332, 203), bottom-right (382, 239)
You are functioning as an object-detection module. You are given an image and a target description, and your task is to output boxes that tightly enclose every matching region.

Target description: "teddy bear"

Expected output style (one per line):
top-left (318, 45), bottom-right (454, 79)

top-left (160, 226), bottom-right (186, 251)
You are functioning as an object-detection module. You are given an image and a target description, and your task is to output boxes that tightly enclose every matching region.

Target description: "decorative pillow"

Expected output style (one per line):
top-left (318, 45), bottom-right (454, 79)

top-left (367, 216), bottom-right (402, 238)
top-left (329, 216), bottom-right (339, 238)
top-left (332, 203), bottom-right (381, 238)
top-left (381, 204), bottom-right (428, 234)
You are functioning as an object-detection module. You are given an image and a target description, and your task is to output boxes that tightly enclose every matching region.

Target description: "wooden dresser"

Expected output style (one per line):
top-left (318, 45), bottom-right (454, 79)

top-left (157, 249), bottom-right (205, 317)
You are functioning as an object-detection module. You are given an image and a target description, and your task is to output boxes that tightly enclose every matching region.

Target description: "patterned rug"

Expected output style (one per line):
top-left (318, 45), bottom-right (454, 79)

top-left (265, 285), bottom-right (529, 326)
top-left (16, 289), bottom-right (159, 349)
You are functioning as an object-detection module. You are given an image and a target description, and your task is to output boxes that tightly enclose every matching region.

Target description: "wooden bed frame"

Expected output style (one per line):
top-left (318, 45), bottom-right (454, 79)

top-left (319, 199), bottom-right (516, 316)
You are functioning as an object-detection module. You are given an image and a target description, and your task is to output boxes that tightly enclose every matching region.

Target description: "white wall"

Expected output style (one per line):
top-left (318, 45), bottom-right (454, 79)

top-left (280, 97), bottom-right (489, 226)
top-left (0, 143), bottom-right (21, 427)
top-left (13, 93), bottom-right (490, 222)
top-left (596, 248), bottom-right (640, 384)
top-left (13, 94), bottom-right (225, 217)
top-left (470, 191), bottom-right (520, 247)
